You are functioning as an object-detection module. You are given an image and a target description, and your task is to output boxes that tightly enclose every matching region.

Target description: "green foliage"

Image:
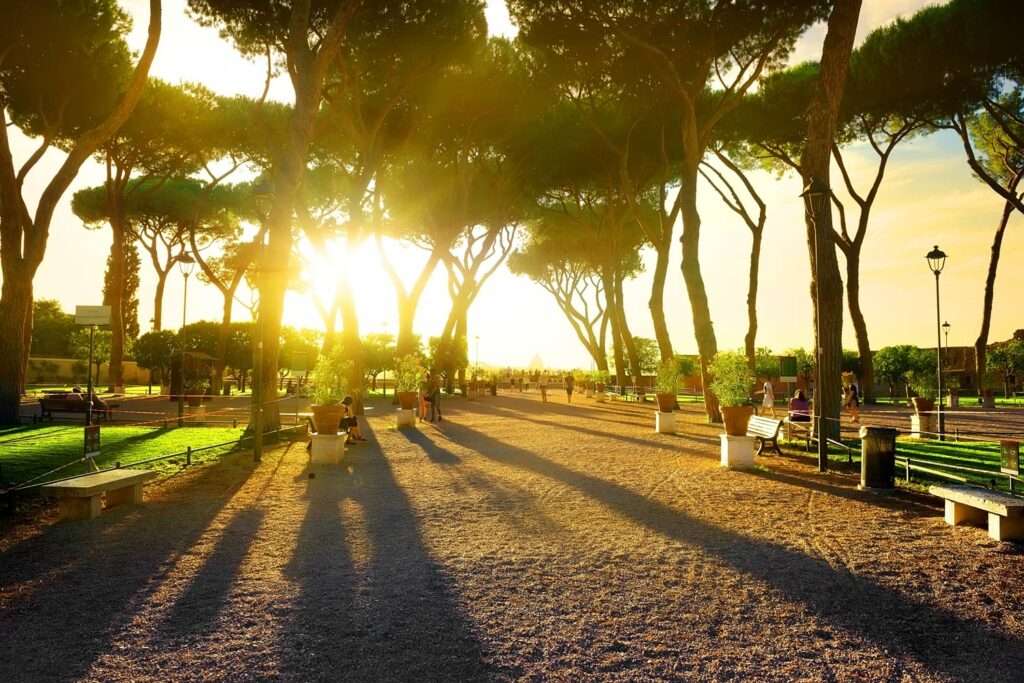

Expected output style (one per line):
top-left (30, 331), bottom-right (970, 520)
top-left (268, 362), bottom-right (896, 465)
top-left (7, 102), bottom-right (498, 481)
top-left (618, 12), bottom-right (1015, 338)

top-left (709, 351), bottom-right (755, 407)
top-left (363, 333), bottom-right (396, 383)
top-left (134, 330), bottom-right (178, 384)
top-left (633, 337), bottom-right (660, 375)
top-left (311, 346), bottom-right (351, 405)
top-left (102, 242), bottom-right (141, 347)
top-left (841, 349), bottom-right (862, 377)
top-left (30, 300), bottom-right (76, 357)
top-left (394, 354), bottom-right (426, 393)
top-left (655, 360), bottom-right (681, 395)
top-left (279, 327), bottom-right (320, 372)
top-left (429, 335), bottom-right (468, 383)
top-left (989, 340), bottom-right (1024, 394)
top-left (785, 348), bottom-right (815, 377)
top-left (70, 328), bottom-right (112, 384)
top-left (0, 0), bottom-right (133, 146)
top-left (754, 347), bottom-right (778, 380)
top-left (874, 345), bottom-right (933, 392)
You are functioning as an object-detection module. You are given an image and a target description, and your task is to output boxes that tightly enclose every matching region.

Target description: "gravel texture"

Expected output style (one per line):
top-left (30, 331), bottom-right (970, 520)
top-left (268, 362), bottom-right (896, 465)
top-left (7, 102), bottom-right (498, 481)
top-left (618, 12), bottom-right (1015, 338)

top-left (1, 393), bottom-right (1023, 682)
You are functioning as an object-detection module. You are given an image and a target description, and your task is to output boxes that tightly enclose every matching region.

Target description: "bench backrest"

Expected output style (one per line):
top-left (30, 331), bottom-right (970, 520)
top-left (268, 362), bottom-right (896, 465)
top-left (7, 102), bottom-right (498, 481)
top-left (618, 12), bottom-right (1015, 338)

top-left (40, 397), bottom-right (88, 411)
top-left (747, 416), bottom-right (782, 439)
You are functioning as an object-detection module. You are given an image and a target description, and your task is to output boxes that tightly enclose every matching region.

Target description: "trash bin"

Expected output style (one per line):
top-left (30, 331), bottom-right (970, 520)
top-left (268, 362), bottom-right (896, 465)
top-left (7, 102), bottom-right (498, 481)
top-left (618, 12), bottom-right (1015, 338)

top-left (859, 426), bottom-right (897, 490)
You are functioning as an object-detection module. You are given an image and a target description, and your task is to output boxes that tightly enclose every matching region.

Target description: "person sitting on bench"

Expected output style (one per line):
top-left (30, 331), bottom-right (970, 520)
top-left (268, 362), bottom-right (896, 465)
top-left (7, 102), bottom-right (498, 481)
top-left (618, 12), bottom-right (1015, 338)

top-left (340, 396), bottom-right (366, 444)
top-left (788, 389), bottom-right (811, 422)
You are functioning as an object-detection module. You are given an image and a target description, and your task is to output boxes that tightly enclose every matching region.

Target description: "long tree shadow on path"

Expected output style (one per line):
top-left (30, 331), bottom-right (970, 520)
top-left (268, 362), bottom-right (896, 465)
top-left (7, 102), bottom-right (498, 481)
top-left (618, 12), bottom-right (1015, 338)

top-left (277, 420), bottom-right (496, 681)
top-left (481, 401), bottom-right (721, 453)
top-left (0, 453), bottom-right (264, 680)
top-left (441, 421), bottom-right (1024, 681)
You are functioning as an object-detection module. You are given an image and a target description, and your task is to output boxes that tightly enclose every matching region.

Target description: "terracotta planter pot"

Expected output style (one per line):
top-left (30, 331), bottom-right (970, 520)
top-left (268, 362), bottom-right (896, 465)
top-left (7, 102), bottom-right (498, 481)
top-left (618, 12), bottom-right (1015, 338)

top-left (311, 404), bottom-right (345, 434)
top-left (911, 397), bottom-right (934, 414)
top-left (720, 405), bottom-right (753, 436)
top-left (187, 395), bottom-right (203, 408)
top-left (655, 392), bottom-right (676, 413)
top-left (596, 383), bottom-right (605, 393)
top-left (397, 391), bottom-right (417, 410)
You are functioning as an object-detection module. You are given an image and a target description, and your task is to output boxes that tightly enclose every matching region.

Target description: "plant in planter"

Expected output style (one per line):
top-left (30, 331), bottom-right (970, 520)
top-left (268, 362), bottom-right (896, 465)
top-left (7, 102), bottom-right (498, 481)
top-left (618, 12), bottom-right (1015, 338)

top-left (906, 369), bottom-right (937, 413)
top-left (655, 361), bottom-right (681, 413)
top-left (709, 351), bottom-right (755, 436)
top-left (185, 379), bottom-right (210, 407)
top-left (394, 354), bottom-right (425, 410)
top-left (310, 349), bottom-right (351, 434)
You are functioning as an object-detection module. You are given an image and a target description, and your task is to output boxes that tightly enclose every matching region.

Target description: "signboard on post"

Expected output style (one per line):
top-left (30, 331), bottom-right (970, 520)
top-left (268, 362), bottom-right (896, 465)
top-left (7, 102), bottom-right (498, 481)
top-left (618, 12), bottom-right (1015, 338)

top-left (1001, 440), bottom-right (1020, 476)
top-left (75, 305), bottom-right (111, 326)
top-left (779, 356), bottom-right (798, 384)
top-left (84, 425), bottom-right (100, 458)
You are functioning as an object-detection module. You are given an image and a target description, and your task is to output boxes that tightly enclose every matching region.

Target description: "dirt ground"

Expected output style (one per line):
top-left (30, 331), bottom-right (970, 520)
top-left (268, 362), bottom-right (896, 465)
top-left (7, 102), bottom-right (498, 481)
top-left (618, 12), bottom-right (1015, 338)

top-left (1, 392), bottom-right (1023, 682)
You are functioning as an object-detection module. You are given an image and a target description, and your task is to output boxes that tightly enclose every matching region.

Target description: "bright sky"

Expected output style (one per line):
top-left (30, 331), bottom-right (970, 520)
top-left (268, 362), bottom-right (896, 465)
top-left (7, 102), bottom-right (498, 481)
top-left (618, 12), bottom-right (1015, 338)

top-left (9, 0), bottom-right (1024, 369)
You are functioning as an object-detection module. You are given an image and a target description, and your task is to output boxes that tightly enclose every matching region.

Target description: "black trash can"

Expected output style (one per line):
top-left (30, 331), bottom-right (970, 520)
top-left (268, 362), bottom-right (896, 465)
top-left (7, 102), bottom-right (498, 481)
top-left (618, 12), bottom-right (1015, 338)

top-left (859, 426), bottom-right (897, 490)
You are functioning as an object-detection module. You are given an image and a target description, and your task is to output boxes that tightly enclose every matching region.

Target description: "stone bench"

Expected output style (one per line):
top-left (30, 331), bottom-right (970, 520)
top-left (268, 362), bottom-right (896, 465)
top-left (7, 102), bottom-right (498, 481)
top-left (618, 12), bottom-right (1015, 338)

top-left (930, 484), bottom-right (1024, 542)
top-left (41, 469), bottom-right (156, 521)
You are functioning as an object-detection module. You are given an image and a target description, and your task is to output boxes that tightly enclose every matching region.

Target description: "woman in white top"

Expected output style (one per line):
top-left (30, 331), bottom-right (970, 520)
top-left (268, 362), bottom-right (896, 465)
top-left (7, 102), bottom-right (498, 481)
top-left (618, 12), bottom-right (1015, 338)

top-left (758, 379), bottom-right (776, 417)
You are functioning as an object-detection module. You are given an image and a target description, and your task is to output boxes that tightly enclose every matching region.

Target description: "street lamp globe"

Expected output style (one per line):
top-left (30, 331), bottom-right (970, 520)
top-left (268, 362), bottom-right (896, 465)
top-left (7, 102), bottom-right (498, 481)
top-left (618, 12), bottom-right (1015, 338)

top-left (178, 253), bottom-right (196, 277)
top-left (926, 245), bottom-right (947, 275)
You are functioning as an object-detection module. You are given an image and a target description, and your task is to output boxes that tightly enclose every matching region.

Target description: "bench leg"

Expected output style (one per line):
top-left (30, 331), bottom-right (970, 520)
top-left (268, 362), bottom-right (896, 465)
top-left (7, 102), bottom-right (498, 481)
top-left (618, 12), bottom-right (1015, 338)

top-left (59, 495), bottom-right (102, 521)
top-left (988, 513), bottom-right (1024, 542)
top-left (944, 500), bottom-right (986, 527)
top-left (106, 483), bottom-right (144, 508)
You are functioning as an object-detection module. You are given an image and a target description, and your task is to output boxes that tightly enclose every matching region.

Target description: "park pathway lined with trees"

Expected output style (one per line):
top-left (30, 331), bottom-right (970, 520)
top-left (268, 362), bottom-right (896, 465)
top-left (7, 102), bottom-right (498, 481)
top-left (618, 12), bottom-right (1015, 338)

top-left (2, 395), bottom-right (1023, 681)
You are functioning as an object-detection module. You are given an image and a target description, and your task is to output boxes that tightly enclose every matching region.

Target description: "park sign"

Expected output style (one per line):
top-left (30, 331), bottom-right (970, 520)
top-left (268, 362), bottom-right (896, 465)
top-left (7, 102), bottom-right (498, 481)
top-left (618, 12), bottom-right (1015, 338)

top-left (75, 305), bottom-right (111, 326)
top-left (84, 425), bottom-right (100, 459)
top-left (779, 356), bottom-right (798, 383)
top-left (1001, 440), bottom-right (1020, 476)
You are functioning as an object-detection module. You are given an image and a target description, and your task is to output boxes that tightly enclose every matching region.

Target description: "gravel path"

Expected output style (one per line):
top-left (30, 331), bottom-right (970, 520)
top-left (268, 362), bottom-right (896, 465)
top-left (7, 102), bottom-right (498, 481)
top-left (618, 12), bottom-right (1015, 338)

top-left (1, 393), bottom-right (1023, 681)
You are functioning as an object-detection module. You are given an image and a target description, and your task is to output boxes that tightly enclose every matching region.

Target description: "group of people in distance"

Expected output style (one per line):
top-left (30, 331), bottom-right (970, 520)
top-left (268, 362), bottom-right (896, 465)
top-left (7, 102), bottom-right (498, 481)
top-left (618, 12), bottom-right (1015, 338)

top-left (757, 377), bottom-right (861, 425)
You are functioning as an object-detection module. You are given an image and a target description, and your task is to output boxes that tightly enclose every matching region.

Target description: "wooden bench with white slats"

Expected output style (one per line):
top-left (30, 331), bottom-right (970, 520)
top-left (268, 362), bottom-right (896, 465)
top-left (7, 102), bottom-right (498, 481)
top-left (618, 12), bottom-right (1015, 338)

top-left (747, 416), bottom-right (783, 456)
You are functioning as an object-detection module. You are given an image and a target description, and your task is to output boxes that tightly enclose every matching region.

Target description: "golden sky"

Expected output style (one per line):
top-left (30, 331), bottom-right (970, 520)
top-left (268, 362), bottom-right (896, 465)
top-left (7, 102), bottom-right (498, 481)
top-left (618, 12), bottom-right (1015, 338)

top-left (10, 0), bottom-right (1023, 368)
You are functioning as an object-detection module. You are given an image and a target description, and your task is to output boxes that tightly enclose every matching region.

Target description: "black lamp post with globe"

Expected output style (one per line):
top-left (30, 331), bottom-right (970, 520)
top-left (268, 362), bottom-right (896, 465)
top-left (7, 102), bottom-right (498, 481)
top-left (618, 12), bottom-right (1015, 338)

top-left (926, 245), bottom-right (947, 440)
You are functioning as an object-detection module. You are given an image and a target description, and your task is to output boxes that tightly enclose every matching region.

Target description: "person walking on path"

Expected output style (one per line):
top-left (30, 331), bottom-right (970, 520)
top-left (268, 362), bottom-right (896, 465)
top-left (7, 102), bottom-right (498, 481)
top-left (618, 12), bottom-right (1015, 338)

top-left (844, 381), bottom-right (860, 424)
top-left (429, 372), bottom-right (443, 422)
top-left (564, 373), bottom-right (575, 404)
top-left (756, 378), bottom-right (776, 417)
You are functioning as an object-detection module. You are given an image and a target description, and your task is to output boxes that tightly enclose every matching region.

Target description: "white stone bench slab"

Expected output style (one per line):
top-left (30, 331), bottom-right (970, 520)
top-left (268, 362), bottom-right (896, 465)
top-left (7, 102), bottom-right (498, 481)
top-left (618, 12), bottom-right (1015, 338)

top-left (41, 469), bottom-right (156, 521)
top-left (930, 484), bottom-right (1024, 542)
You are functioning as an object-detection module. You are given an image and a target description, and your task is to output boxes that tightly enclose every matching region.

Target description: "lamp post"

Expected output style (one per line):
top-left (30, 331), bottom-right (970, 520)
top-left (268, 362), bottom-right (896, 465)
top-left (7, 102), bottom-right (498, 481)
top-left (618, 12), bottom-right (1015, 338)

top-left (927, 245), bottom-right (947, 440)
top-left (801, 180), bottom-right (829, 472)
top-left (942, 321), bottom-right (950, 351)
top-left (475, 335), bottom-right (480, 376)
top-left (177, 254), bottom-right (196, 427)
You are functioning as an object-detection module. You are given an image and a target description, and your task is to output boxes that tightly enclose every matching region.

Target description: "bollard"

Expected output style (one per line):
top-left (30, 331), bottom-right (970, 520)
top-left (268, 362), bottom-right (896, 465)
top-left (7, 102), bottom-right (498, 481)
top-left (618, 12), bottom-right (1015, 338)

top-left (186, 446), bottom-right (192, 467)
top-left (859, 426), bottom-right (897, 491)
top-left (232, 418), bottom-right (237, 428)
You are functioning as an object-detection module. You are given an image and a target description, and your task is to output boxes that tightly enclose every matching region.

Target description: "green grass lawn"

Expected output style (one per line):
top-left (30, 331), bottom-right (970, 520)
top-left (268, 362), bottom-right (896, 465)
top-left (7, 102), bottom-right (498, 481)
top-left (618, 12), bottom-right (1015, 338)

top-left (0, 425), bottom-right (247, 487)
top-left (781, 431), bottom-right (1017, 493)
top-left (873, 395), bottom-right (1024, 408)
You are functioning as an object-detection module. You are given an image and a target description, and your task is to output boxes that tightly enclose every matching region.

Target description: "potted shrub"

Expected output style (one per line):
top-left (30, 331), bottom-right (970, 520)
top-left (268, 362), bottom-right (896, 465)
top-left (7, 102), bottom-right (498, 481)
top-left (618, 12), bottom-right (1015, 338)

top-left (185, 379), bottom-right (210, 408)
top-left (310, 349), bottom-right (350, 434)
top-left (394, 354), bottom-right (424, 410)
top-left (709, 351), bottom-right (755, 436)
top-left (906, 370), bottom-right (937, 414)
top-left (655, 360), bottom-right (680, 413)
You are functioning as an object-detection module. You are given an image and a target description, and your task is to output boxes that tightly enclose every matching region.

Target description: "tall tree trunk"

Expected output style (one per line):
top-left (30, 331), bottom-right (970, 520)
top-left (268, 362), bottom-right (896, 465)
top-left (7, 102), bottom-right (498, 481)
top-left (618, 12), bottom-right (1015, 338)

top-left (745, 228), bottom-right (763, 373)
top-left (615, 277), bottom-right (641, 379)
top-left (152, 270), bottom-right (168, 331)
top-left (845, 249), bottom-right (873, 402)
top-left (975, 198), bottom-right (1014, 388)
top-left (678, 167), bottom-right (720, 422)
top-left (213, 291), bottom-right (234, 394)
top-left (336, 268), bottom-right (365, 415)
top-left (0, 273), bottom-right (32, 417)
top-left (252, 0), bottom-right (356, 432)
top-left (0, 1), bottom-right (161, 424)
top-left (604, 267), bottom-right (627, 387)
top-left (649, 231), bottom-right (674, 361)
top-left (106, 211), bottom-right (126, 392)
top-left (801, 0), bottom-right (862, 452)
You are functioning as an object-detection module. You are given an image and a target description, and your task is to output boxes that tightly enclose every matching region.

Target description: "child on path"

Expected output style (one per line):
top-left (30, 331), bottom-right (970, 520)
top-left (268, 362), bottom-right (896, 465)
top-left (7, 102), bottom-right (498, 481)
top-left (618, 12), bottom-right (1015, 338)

top-left (565, 373), bottom-right (575, 403)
